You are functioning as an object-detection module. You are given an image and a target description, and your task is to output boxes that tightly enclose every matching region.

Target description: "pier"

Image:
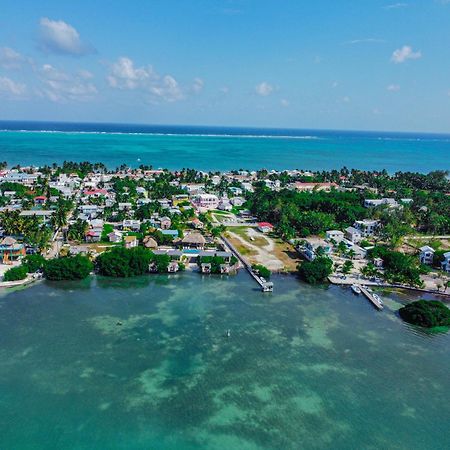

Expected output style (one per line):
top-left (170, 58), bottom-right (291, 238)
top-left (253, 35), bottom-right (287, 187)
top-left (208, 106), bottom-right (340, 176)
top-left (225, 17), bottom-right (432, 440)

top-left (360, 286), bottom-right (383, 310)
top-left (221, 236), bottom-right (273, 292)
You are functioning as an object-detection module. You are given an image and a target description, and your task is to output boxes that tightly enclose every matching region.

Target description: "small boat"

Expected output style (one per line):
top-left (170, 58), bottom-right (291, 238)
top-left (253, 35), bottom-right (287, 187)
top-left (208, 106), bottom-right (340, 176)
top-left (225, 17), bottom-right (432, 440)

top-left (351, 284), bottom-right (362, 295)
top-left (225, 329), bottom-right (231, 338)
top-left (373, 293), bottom-right (383, 305)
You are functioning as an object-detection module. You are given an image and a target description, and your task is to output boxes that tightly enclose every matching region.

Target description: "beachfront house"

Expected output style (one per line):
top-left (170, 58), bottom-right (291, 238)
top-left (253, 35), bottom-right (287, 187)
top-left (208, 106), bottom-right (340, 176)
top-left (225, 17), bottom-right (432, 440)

top-left (419, 246), bottom-right (435, 265)
top-left (300, 238), bottom-right (332, 261)
top-left (441, 252), bottom-right (450, 272)
top-left (345, 226), bottom-right (362, 244)
top-left (364, 198), bottom-right (399, 209)
top-left (181, 233), bottom-right (206, 250)
top-left (0, 237), bottom-right (26, 263)
top-left (258, 222), bottom-right (274, 233)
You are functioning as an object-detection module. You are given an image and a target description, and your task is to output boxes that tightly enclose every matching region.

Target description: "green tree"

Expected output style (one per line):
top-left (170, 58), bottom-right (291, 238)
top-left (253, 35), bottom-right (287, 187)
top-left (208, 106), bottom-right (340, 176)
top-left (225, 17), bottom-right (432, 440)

top-left (97, 247), bottom-right (153, 277)
top-left (23, 254), bottom-right (46, 273)
top-left (298, 257), bottom-right (333, 284)
top-left (44, 255), bottom-right (93, 280)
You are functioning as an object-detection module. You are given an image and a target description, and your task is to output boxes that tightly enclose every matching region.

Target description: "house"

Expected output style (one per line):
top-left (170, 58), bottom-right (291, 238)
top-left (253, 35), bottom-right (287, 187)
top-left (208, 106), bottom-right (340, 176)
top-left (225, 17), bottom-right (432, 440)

top-left (373, 257), bottom-right (384, 268)
top-left (230, 197), bottom-right (245, 207)
top-left (124, 235), bottom-right (138, 249)
top-left (118, 202), bottom-right (133, 211)
top-left (122, 219), bottom-right (141, 231)
top-left (159, 216), bottom-right (172, 230)
top-left (218, 199), bottom-right (233, 211)
top-left (85, 229), bottom-right (101, 243)
top-left (168, 261), bottom-right (179, 273)
top-left (345, 226), bottom-right (362, 244)
top-left (83, 188), bottom-right (108, 198)
top-left (258, 222), bottom-right (274, 233)
top-left (299, 238), bottom-right (332, 261)
top-left (354, 220), bottom-right (380, 237)
top-left (419, 246), bottom-right (435, 265)
top-left (193, 194), bottom-right (219, 211)
top-left (201, 262), bottom-right (212, 273)
top-left (161, 229), bottom-right (179, 239)
top-left (0, 237), bottom-right (26, 263)
top-left (34, 195), bottom-right (46, 205)
top-left (107, 230), bottom-right (123, 243)
top-left (326, 230), bottom-right (344, 242)
top-left (181, 233), bottom-right (206, 249)
top-left (364, 198), bottom-right (399, 209)
top-left (441, 252), bottom-right (450, 272)
top-left (294, 182), bottom-right (338, 192)
top-left (190, 218), bottom-right (204, 229)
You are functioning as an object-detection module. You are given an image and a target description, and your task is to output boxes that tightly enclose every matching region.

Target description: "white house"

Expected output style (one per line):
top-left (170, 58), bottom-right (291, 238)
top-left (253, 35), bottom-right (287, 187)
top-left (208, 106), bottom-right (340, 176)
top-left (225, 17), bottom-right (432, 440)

top-left (364, 198), bottom-right (399, 209)
top-left (326, 230), bottom-right (344, 242)
top-left (122, 219), bottom-right (141, 231)
top-left (299, 238), bottom-right (333, 261)
top-left (354, 220), bottom-right (380, 237)
top-left (419, 246), bottom-right (435, 265)
top-left (345, 226), bottom-right (362, 244)
top-left (124, 235), bottom-right (138, 249)
top-left (257, 222), bottom-right (274, 233)
top-left (193, 194), bottom-right (219, 211)
top-left (108, 230), bottom-right (123, 243)
top-left (441, 252), bottom-right (450, 272)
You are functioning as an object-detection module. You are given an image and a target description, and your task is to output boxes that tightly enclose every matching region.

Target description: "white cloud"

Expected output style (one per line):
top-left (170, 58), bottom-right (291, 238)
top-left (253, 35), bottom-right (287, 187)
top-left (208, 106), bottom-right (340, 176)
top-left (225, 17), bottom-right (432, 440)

top-left (0, 47), bottom-right (27, 69)
top-left (344, 38), bottom-right (386, 45)
top-left (192, 77), bottom-right (204, 93)
top-left (387, 84), bottom-right (400, 91)
top-left (391, 45), bottom-right (421, 63)
top-left (332, 81), bottom-right (339, 88)
top-left (39, 17), bottom-right (93, 55)
top-left (343, 96), bottom-right (351, 103)
top-left (280, 99), bottom-right (290, 107)
top-left (384, 3), bottom-right (408, 9)
top-left (0, 76), bottom-right (26, 96)
top-left (38, 64), bottom-right (97, 102)
top-left (255, 81), bottom-right (274, 96)
top-left (107, 56), bottom-right (197, 103)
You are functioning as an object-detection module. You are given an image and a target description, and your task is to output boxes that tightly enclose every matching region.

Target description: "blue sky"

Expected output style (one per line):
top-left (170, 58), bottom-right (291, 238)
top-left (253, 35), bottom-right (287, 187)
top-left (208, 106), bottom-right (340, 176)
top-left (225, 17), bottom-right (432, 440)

top-left (0, 0), bottom-right (449, 132)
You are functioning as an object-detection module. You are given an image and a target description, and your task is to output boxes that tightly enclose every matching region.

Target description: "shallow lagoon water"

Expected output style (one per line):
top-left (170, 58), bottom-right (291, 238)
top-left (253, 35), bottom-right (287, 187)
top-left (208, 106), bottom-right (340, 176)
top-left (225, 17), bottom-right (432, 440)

top-left (0, 272), bottom-right (449, 449)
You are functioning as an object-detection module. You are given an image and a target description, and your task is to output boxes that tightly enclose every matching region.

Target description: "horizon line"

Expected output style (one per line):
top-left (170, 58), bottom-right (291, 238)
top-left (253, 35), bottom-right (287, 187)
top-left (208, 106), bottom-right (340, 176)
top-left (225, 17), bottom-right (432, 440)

top-left (0, 119), bottom-right (449, 137)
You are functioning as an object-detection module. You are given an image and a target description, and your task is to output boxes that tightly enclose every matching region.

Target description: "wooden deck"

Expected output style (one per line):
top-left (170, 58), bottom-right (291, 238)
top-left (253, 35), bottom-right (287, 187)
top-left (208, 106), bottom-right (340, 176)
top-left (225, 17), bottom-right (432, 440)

top-left (359, 286), bottom-right (383, 310)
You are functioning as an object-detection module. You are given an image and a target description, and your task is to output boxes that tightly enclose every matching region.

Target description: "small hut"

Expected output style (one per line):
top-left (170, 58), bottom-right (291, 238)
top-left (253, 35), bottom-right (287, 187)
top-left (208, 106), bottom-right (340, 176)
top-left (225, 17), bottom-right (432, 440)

top-left (181, 233), bottom-right (206, 250)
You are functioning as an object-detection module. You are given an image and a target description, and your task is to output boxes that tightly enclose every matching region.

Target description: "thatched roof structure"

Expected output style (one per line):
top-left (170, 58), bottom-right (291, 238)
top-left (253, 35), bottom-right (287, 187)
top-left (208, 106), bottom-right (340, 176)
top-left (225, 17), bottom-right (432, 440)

top-left (143, 235), bottom-right (158, 249)
top-left (181, 233), bottom-right (206, 246)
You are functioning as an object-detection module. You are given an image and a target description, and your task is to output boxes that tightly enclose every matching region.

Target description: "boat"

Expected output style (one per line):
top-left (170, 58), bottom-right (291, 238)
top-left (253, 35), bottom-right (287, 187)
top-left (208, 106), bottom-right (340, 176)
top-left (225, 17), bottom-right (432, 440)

top-left (226, 329), bottom-right (231, 338)
top-left (373, 293), bottom-right (383, 305)
top-left (351, 284), bottom-right (362, 295)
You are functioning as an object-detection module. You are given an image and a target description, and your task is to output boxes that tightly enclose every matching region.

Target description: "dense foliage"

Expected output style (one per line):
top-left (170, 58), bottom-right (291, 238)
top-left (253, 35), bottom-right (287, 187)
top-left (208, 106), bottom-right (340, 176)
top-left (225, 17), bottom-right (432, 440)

top-left (246, 186), bottom-right (366, 238)
top-left (23, 254), bottom-right (46, 273)
top-left (3, 265), bottom-right (28, 281)
top-left (298, 257), bottom-right (333, 284)
top-left (199, 255), bottom-right (229, 274)
top-left (399, 300), bottom-right (450, 328)
top-left (369, 247), bottom-right (423, 287)
top-left (44, 255), bottom-right (93, 280)
top-left (97, 247), bottom-right (152, 277)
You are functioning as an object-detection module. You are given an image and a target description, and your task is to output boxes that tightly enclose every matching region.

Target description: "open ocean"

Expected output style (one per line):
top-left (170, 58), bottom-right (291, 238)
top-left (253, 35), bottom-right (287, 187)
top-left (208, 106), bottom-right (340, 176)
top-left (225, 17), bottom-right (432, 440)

top-left (0, 121), bottom-right (449, 172)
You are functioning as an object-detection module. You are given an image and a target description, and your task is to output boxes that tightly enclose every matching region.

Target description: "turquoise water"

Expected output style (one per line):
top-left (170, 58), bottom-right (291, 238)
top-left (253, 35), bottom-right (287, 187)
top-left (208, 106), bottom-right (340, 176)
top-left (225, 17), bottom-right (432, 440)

top-left (0, 272), bottom-right (449, 449)
top-left (0, 122), bottom-right (449, 172)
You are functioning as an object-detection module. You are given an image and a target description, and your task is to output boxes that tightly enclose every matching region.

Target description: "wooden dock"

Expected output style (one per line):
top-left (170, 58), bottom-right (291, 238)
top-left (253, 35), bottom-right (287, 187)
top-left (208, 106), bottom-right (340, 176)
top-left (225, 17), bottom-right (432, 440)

top-left (221, 236), bottom-right (273, 292)
top-left (360, 286), bottom-right (383, 310)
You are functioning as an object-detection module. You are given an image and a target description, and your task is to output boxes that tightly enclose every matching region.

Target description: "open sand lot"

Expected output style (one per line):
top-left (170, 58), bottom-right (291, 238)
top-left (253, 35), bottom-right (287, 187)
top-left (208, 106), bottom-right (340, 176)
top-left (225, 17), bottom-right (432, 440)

top-left (225, 226), bottom-right (300, 272)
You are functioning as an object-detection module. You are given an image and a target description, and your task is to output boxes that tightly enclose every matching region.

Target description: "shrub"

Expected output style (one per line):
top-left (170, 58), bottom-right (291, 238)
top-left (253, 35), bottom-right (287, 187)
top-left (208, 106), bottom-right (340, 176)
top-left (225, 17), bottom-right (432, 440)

top-left (298, 257), bottom-right (333, 284)
top-left (44, 255), bottom-right (93, 281)
top-left (23, 254), bottom-right (46, 273)
top-left (399, 300), bottom-right (450, 328)
top-left (252, 264), bottom-right (271, 279)
top-left (3, 265), bottom-right (28, 282)
top-left (97, 246), bottom-right (152, 277)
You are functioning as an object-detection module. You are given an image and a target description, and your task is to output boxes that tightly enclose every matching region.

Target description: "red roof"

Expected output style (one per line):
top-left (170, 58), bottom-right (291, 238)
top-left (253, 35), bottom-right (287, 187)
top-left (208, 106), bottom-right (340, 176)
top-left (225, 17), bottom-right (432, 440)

top-left (258, 222), bottom-right (274, 228)
top-left (84, 188), bottom-right (108, 196)
top-left (34, 196), bottom-right (46, 200)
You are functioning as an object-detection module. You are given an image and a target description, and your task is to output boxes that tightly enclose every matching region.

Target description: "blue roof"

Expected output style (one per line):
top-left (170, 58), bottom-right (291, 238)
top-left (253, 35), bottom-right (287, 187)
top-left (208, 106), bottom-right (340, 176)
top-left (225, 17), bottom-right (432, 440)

top-left (161, 230), bottom-right (179, 237)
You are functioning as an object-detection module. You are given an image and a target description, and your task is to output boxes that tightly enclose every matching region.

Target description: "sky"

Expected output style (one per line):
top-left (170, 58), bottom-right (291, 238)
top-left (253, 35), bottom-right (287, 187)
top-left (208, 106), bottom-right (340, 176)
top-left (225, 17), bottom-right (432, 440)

top-left (0, 0), bottom-right (450, 132)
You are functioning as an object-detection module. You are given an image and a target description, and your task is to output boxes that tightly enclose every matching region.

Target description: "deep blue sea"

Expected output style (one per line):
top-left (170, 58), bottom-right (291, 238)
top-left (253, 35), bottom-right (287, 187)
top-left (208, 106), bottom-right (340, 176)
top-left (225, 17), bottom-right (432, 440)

top-left (0, 121), bottom-right (449, 172)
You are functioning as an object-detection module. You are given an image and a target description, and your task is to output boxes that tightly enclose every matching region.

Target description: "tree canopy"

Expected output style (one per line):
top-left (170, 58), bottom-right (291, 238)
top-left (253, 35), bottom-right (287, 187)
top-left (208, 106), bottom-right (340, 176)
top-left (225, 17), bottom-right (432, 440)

top-left (399, 300), bottom-right (450, 328)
